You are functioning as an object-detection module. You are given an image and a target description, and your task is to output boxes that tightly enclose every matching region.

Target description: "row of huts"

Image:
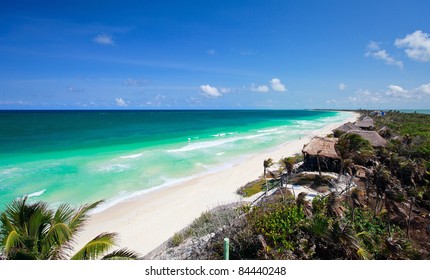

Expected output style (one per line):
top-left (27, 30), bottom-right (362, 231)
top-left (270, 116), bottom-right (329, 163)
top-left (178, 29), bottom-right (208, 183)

top-left (302, 117), bottom-right (387, 172)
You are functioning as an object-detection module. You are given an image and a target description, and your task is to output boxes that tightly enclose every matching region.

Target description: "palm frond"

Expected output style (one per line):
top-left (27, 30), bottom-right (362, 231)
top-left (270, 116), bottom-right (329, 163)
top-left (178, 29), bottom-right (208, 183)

top-left (357, 247), bottom-right (372, 260)
top-left (53, 204), bottom-right (75, 224)
top-left (68, 200), bottom-right (103, 233)
top-left (101, 248), bottom-right (140, 260)
top-left (0, 212), bottom-right (17, 234)
top-left (71, 232), bottom-right (117, 260)
top-left (45, 222), bottom-right (73, 245)
top-left (3, 230), bottom-right (22, 256)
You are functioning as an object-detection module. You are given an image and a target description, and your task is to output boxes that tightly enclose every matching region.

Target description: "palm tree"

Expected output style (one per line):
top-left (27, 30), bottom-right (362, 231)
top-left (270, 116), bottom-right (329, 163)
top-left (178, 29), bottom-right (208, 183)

top-left (280, 157), bottom-right (296, 197)
top-left (263, 158), bottom-right (273, 196)
top-left (335, 133), bottom-right (374, 181)
top-left (0, 197), bottom-right (139, 260)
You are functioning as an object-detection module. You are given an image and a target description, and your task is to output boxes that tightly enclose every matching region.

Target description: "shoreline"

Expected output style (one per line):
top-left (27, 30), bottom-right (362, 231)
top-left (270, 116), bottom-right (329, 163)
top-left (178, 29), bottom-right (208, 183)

top-left (74, 112), bottom-right (360, 255)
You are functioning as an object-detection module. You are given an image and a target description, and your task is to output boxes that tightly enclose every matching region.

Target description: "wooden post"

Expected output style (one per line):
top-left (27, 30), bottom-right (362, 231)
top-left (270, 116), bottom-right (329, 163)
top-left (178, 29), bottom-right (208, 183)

top-left (223, 238), bottom-right (229, 260)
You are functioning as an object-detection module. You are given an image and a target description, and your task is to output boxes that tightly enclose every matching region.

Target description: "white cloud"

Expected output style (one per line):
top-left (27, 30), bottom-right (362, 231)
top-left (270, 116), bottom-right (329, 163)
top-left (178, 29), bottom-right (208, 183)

top-left (220, 88), bottom-right (232, 94)
top-left (365, 41), bottom-right (403, 69)
top-left (200, 84), bottom-right (221, 97)
top-left (93, 34), bottom-right (115, 45)
top-left (250, 84), bottom-right (269, 92)
top-left (206, 49), bottom-right (216, 55)
top-left (350, 83), bottom-right (430, 104)
top-left (418, 83), bottom-right (430, 94)
top-left (326, 99), bottom-right (338, 104)
top-left (115, 97), bottom-right (127, 107)
top-left (395, 30), bottom-right (430, 62)
top-left (338, 83), bottom-right (346, 91)
top-left (385, 85), bottom-right (407, 97)
top-left (350, 89), bottom-right (384, 103)
top-left (269, 78), bottom-right (287, 92)
top-left (367, 41), bottom-right (380, 51)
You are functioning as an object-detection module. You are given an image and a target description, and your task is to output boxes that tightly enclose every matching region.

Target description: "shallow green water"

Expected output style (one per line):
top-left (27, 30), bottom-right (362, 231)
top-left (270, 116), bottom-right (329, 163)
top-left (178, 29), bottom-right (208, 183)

top-left (0, 110), bottom-right (353, 211)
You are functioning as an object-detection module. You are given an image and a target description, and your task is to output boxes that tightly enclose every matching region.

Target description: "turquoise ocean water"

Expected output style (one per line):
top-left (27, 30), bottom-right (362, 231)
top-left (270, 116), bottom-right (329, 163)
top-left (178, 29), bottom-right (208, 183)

top-left (398, 109), bottom-right (430, 114)
top-left (0, 110), bottom-right (353, 212)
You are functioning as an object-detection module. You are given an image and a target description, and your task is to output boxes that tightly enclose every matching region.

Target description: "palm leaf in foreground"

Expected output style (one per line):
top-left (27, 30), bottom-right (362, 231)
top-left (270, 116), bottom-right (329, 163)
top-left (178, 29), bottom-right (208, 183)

top-left (71, 232), bottom-right (118, 260)
top-left (101, 248), bottom-right (140, 260)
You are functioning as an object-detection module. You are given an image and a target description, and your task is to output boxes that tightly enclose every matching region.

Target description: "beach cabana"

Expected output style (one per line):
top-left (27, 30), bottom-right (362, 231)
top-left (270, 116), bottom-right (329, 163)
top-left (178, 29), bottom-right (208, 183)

top-left (345, 130), bottom-right (387, 147)
top-left (355, 117), bottom-right (374, 130)
top-left (332, 122), bottom-right (361, 137)
top-left (302, 137), bottom-right (341, 172)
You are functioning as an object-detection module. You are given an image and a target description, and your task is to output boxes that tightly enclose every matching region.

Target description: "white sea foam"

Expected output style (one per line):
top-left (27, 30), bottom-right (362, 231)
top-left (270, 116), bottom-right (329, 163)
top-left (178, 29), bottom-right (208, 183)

top-left (257, 128), bottom-right (278, 133)
top-left (167, 133), bottom-right (270, 153)
top-left (120, 153), bottom-right (143, 159)
top-left (213, 133), bottom-right (226, 137)
top-left (167, 132), bottom-right (270, 153)
top-left (90, 162), bottom-right (235, 214)
top-left (0, 167), bottom-right (21, 176)
top-left (27, 189), bottom-right (46, 198)
top-left (216, 152), bottom-right (225, 156)
top-left (98, 163), bottom-right (132, 173)
top-left (167, 137), bottom-right (238, 153)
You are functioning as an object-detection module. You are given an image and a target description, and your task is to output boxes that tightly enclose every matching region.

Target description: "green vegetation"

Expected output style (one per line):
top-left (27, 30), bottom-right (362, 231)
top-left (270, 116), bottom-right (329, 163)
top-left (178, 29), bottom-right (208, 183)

top-left (375, 111), bottom-right (430, 160)
top-left (237, 179), bottom-right (266, 197)
top-left (0, 197), bottom-right (139, 260)
top-left (197, 192), bottom-right (419, 260)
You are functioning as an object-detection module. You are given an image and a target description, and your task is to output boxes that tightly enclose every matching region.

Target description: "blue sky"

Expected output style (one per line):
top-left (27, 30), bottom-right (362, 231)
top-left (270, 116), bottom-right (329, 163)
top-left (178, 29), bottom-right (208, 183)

top-left (1, 0), bottom-right (430, 109)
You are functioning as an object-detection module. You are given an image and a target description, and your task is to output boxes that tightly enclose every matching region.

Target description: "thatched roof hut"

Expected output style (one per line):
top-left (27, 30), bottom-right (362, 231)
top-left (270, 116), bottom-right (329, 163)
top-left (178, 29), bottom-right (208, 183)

top-left (302, 137), bottom-right (340, 172)
top-left (302, 137), bottom-right (340, 159)
top-left (345, 130), bottom-right (387, 147)
top-left (355, 117), bottom-right (374, 129)
top-left (333, 122), bottom-right (361, 134)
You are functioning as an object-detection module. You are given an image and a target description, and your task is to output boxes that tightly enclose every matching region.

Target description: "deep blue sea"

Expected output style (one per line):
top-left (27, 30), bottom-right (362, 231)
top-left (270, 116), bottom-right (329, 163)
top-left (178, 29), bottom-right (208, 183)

top-left (0, 110), bottom-right (353, 211)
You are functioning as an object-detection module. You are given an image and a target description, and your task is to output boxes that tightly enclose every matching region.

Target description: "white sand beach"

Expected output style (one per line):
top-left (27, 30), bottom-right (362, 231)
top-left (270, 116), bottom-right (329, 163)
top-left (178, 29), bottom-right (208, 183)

top-left (74, 112), bottom-right (359, 256)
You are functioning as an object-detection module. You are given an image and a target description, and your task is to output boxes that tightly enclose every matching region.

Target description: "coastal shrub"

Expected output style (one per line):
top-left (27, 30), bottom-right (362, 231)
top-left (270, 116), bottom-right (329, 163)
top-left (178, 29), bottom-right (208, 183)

top-left (170, 232), bottom-right (185, 247)
top-left (249, 201), bottom-right (305, 251)
top-left (173, 205), bottom-right (245, 249)
top-left (237, 179), bottom-right (265, 197)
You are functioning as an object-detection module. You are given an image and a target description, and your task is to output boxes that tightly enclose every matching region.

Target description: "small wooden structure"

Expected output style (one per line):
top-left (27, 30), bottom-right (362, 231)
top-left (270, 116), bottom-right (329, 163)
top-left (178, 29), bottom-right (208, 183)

top-left (333, 122), bottom-right (361, 136)
top-left (345, 130), bottom-right (387, 147)
top-left (355, 117), bottom-right (374, 130)
top-left (302, 137), bottom-right (341, 172)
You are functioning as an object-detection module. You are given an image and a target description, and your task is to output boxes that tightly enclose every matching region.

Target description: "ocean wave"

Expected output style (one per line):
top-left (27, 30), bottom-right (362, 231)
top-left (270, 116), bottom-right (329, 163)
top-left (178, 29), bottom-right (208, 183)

top-left (0, 167), bottom-right (22, 176)
top-left (120, 153), bottom-right (143, 159)
top-left (167, 132), bottom-right (270, 153)
top-left (167, 137), bottom-right (238, 153)
top-left (27, 189), bottom-right (46, 198)
top-left (212, 133), bottom-right (226, 137)
top-left (257, 128), bottom-right (278, 133)
top-left (98, 163), bottom-right (132, 173)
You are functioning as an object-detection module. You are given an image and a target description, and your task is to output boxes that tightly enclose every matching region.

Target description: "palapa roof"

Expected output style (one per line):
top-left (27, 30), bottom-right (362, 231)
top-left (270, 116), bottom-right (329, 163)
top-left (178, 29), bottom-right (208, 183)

top-left (333, 122), bottom-right (361, 133)
top-left (302, 137), bottom-right (340, 159)
top-left (355, 118), bottom-right (374, 128)
top-left (345, 130), bottom-right (387, 147)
